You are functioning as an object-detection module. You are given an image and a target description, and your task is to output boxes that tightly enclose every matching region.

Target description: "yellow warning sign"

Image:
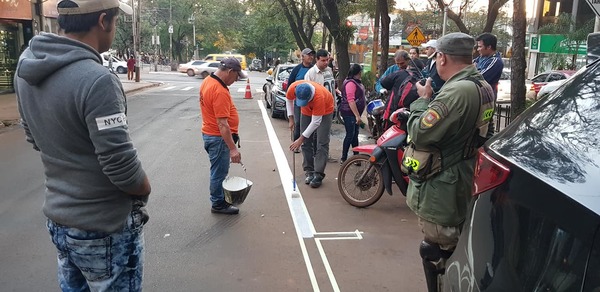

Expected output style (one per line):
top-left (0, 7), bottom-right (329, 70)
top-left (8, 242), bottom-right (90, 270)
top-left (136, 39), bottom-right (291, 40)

top-left (406, 27), bottom-right (426, 46)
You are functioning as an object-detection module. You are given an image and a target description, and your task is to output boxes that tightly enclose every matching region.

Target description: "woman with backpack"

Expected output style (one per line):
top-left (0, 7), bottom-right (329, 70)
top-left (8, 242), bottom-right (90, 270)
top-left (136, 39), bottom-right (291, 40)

top-left (339, 63), bottom-right (366, 164)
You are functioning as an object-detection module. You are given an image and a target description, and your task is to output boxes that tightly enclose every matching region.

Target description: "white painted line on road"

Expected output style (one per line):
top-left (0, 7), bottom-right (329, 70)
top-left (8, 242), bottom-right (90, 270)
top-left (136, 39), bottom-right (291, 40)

top-left (315, 239), bottom-right (340, 292)
top-left (258, 100), bottom-right (320, 292)
top-left (258, 100), bottom-right (364, 292)
top-left (181, 86), bottom-right (193, 91)
top-left (162, 86), bottom-right (176, 91)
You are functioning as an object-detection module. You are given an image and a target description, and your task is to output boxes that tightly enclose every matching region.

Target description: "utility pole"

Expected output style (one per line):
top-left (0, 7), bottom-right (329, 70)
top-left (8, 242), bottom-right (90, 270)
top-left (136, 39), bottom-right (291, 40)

top-left (442, 4), bottom-right (448, 36)
top-left (134, 0), bottom-right (141, 82)
top-left (169, 0), bottom-right (173, 65)
top-left (189, 13), bottom-right (197, 60)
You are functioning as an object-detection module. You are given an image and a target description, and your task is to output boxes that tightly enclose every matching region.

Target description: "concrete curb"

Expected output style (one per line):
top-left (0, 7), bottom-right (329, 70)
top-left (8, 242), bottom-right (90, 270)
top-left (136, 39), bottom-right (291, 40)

top-left (0, 82), bottom-right (162, 131)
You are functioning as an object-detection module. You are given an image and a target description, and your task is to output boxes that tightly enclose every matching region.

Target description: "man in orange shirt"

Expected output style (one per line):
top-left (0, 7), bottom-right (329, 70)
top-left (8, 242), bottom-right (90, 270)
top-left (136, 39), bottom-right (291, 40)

top-left (200, 57), bottom-right (247, 214)
top-left (286, 80), bottom-right (334, 188)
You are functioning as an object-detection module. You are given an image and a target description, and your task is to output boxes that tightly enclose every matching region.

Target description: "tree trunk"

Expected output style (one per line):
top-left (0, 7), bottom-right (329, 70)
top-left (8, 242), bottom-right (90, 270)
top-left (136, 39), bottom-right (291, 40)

top-left (372, 3), bottom-right (380, 76)
top-left (378, 0), bottom-right (389, 78)
top-left (511, 0), bottom-right (527, 117)
top-left (335, 37), bottom-right (350, 87)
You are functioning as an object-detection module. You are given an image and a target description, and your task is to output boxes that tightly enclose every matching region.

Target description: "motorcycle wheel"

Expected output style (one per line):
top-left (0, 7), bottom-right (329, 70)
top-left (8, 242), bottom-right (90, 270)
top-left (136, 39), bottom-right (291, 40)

top-left (337, 154), bottom-right (385, 208)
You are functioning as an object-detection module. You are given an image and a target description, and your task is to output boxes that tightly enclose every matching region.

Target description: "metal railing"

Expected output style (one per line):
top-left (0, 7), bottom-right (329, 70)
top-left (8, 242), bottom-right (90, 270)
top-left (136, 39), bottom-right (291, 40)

top-left (494, 104), bottom-right (512, 133)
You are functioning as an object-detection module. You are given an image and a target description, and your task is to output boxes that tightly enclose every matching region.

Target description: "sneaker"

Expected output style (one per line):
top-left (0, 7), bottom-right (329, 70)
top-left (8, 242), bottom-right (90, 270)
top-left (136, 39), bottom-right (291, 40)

top-left (310, 174), bottom-right (324, 188)
top-left (211, 203), bottom-right (239, 215)
top-left (304, 173), bottom-right (314, 185)
top-left (339, 158), bottom-right (346, 166)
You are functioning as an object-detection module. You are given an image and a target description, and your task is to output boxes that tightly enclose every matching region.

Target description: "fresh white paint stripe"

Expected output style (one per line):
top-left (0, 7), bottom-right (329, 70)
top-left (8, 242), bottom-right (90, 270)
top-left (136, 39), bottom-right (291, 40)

top-left (258, 100), bottom-right (320, 291)
top-left (162, 86), bottom-right (176, 91)
top-left (181, 86), bottom-right (193, 91)
top-left (315, 238), bottom-right (341, 292)
top-left (259, 100), bottom-right (363, 291)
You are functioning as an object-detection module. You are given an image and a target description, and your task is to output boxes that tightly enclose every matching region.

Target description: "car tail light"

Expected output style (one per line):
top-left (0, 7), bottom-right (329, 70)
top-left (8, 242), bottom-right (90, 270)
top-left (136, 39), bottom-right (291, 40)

top-left (472, 148), bottom-right (510, 195)
top-left (282, 79), bottom-right (289, 91)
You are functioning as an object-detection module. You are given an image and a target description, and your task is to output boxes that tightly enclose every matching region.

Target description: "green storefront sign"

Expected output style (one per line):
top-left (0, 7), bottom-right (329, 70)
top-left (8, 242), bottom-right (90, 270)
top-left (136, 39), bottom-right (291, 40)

top-left (530, 34), bottom-right (587, 55)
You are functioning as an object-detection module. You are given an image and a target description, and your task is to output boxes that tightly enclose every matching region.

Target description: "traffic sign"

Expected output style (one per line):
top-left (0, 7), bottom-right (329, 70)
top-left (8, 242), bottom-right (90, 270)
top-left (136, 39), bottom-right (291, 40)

top-left (406, 27), bottom-right (425, 46)
top-left (585, 0), bottom-right (600, 17)
top-left (168, 25), bottom-right (173, 34)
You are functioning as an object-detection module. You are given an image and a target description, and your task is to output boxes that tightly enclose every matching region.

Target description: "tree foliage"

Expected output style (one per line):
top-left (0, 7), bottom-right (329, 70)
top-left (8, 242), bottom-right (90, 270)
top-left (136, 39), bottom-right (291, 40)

top-left (427, 0), bottom-right (509, 34)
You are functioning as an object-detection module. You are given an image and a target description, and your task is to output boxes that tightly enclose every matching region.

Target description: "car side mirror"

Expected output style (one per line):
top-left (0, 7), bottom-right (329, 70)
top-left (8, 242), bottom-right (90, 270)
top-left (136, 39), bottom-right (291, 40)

top-left (266, 76), bottom-right (273, 83)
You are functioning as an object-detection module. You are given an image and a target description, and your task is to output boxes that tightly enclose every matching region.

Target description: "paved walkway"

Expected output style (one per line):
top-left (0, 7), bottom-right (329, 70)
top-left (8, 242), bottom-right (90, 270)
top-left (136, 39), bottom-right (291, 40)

top-left (0, 77), bottom-right (159, 128)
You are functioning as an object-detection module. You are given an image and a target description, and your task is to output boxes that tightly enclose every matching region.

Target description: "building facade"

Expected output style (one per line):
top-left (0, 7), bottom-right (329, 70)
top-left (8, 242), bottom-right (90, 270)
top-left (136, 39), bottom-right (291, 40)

top-left (527, 0), bottom-right (595, 77)
top-left (0, 0), bottom-right (58, 93)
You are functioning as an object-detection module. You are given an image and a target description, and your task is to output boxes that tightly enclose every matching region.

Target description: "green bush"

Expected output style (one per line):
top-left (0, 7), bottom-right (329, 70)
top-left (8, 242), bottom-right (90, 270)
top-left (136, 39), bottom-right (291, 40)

top-left (362, 71), bottom-right (376, 92)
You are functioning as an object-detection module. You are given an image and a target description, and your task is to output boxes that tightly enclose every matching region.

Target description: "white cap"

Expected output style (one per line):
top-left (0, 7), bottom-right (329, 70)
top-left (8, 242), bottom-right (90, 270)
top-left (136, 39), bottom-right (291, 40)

top-left (421, 39), bottom-right (437, 49)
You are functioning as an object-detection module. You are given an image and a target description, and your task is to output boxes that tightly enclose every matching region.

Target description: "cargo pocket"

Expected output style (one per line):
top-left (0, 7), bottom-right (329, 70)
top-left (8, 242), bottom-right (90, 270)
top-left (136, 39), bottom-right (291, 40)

top-left (65, 235), bottom-right (111, 281)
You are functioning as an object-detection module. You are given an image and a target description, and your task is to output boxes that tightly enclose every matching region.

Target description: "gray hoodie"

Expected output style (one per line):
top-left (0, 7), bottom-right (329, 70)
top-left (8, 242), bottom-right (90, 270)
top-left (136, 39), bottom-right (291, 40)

top-left (15, 33), bottom-right (148, 233)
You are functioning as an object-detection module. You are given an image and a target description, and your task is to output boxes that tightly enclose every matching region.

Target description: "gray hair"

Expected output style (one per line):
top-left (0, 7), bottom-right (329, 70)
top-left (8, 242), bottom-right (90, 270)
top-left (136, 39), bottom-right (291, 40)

top-left (394, 50), bottom-right (409, 61)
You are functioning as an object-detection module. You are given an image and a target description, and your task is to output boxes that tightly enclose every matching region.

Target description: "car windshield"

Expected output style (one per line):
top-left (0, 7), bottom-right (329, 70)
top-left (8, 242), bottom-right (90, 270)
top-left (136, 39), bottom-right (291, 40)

top-left (277, 67), bottom-right (294, 81)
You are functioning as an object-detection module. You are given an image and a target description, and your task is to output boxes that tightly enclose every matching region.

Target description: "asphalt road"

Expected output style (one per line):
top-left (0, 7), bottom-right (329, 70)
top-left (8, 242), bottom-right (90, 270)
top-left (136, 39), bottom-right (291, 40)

top-left (0, 70), bottom-right (426, 291)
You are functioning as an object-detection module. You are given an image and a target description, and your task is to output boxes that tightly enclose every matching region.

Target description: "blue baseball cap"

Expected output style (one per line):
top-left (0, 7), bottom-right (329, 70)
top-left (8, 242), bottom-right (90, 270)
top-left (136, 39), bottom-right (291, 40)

top-left (295, 83), bottom-right (315, 107)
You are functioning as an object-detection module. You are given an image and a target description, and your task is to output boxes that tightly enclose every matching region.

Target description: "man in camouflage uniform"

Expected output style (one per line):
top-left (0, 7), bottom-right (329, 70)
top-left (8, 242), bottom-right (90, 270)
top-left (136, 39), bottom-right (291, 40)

top-left (406, 32), bottom-right (495, 291)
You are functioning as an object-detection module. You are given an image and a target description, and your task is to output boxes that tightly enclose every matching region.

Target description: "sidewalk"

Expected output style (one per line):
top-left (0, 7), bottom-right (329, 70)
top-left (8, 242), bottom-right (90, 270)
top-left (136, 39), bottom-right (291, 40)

top-left (0, 77), bottom-right (159, 128)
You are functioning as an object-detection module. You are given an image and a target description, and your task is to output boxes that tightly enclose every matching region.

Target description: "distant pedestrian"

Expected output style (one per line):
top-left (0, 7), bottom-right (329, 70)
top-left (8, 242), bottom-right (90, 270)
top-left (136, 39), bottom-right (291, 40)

top-left (127, 55), bottom-right (135, 80)
top-left (14, 0), bottom-right (152, 290)
top-left (287, 48), bottom-right (315, 141)
top-left (339, 63), bottom-right (366, 164)
top-left (473, 32), bottom-right (504, 137)
top-left (286, 80), bottom-right (334, 188)
top-left (305, 49), bottom-right (337, 162)
top-left (408, 46), bottom-right (424, 74)
top-left (375, 50), bottom-right (410, 92)
top-left (200, 57), bottom-right (247, 214)
top-left (420, 40), bottom-right (445, 97)
top-left (305, 49), bottom-right (336, 98)
top-left (473, 33), bottom-right (504, 98)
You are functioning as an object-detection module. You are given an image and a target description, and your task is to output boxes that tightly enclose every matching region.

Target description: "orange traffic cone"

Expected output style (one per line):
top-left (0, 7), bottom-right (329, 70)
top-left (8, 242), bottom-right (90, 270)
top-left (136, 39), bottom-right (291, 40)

top-left (244, 78), bottom-right (253, 99)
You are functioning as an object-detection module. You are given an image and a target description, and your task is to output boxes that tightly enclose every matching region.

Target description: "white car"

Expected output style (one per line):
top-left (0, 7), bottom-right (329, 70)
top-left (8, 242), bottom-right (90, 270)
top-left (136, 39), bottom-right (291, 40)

top-left (100, 53), bottom-right (128, 74)
top-left (536, 79), bottom-right (566, 98)
top-left (178, 60), bottom-right (206, 76)
top-left (496, 70), bottom-right (511, 103)
top-left (193, 62), bottom-right (221, 78)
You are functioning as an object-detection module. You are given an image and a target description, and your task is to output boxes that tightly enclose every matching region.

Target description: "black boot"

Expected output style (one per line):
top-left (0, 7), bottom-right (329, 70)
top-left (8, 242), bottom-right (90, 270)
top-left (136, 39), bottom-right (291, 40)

top-left (422, 259), bottom-right (442, 292)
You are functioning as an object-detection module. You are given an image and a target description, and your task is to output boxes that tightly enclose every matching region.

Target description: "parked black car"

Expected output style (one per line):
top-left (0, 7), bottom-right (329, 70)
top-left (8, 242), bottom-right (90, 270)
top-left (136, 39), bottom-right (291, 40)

top-left (263, 64), bottom-right (296, 119)
top-left (443, 36), bottom-right (600, 291)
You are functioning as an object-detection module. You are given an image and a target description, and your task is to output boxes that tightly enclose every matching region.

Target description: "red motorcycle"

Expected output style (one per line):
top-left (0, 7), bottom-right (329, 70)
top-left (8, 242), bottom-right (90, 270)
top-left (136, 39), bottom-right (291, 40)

top-left (337, 109), bottom-right (410, 207)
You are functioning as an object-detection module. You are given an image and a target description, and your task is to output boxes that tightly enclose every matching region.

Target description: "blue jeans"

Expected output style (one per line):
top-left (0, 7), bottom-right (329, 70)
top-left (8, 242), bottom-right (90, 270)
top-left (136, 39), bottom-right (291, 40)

top-left (202, 134), bottom-right (230, 207)
top-left (46, 211), bottom-right (146, 292)
top-left (341, 115), bottom-right (359, 162)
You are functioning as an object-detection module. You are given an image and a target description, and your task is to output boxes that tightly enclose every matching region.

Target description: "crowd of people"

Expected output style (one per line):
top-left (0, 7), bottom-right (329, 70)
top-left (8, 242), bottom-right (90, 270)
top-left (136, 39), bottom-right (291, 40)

top-left (12, 0), bottom-right (504, 288)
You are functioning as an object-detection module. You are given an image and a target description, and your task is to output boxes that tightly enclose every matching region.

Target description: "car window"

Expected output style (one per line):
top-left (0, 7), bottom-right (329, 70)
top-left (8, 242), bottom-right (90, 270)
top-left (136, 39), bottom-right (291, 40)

top-left (192, 61), bottom-right (204, 65)
top-left (532, 74), bottom-right (548, 82)
top-left (547, 73), bottom-right (565, 82)
top-left (216, 57), bottom-right (224, 61)
top-left (276, 67), bottom-right (294, 81)
top-left (500, 71), bottom-right (510, 80)
top-left (208, 63), bottom-right (219, 68)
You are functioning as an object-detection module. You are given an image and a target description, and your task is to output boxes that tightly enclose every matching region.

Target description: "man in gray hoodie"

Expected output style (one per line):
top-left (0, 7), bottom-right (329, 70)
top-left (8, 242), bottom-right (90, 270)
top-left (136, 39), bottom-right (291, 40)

top-left (14, 0), bottom-right (151, 290)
